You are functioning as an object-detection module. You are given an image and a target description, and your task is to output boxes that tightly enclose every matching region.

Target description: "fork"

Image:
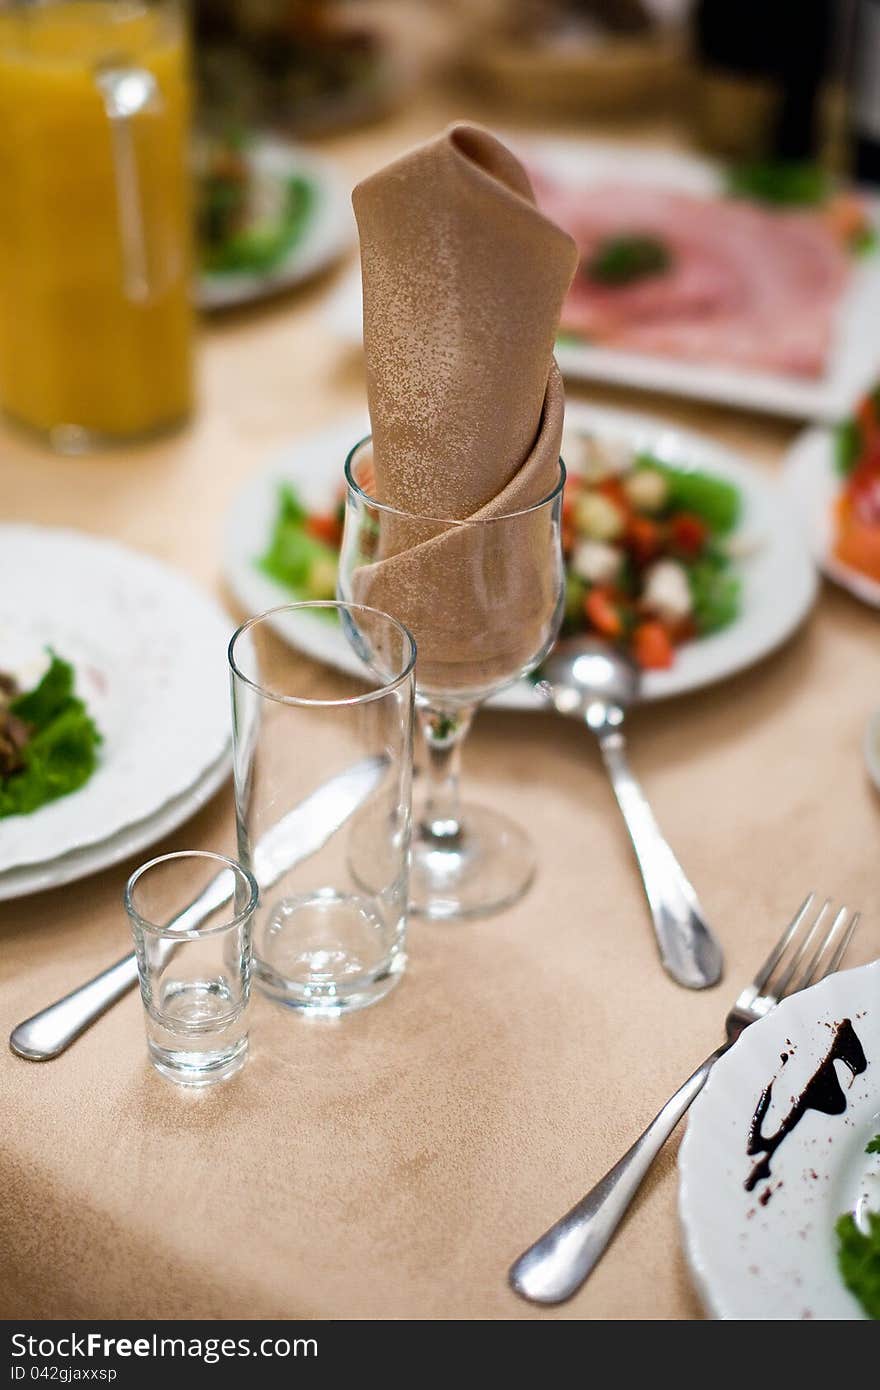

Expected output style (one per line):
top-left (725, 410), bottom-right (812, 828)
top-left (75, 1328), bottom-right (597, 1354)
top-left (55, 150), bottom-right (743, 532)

top-left (509, 893), bottom-right (861, 1304)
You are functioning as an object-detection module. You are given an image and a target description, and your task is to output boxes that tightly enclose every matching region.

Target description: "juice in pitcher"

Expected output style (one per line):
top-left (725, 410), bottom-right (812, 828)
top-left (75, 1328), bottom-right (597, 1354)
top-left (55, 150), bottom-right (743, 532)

top-left (0, 1), bottom-right (194, 447)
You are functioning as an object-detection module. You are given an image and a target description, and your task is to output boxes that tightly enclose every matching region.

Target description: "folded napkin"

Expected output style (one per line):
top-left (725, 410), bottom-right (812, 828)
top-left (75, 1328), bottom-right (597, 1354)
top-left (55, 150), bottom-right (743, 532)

top-left (351, 123), bottom-right (577, 695)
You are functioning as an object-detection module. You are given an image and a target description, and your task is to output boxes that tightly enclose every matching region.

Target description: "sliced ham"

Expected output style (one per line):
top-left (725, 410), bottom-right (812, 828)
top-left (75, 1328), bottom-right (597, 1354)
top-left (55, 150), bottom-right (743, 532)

top-left (531, 176), bottom-right (850, 379)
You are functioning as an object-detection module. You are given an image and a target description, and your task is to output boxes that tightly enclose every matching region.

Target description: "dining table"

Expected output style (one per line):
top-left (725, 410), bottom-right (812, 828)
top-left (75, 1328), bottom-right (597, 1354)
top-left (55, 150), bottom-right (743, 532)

top-left (2, 91), bottom-right (878, 1322)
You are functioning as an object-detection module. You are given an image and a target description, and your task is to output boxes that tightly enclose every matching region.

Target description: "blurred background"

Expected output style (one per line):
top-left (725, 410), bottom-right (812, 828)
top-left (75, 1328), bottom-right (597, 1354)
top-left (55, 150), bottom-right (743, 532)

top-left (1, 0), bottom-right (879, 452)
top-left (188, 1), bottom-right (873, 168)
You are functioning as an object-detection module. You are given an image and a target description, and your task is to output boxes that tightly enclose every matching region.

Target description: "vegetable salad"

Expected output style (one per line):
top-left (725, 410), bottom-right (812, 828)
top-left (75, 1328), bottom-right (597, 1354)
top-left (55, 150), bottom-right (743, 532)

top-left (258, 433), bottom-right (743, 672)
top-left (834, 382), bottom-right (880, 584)
top-left (561, 430), bottom-right (741, 668)
top-left (0, 653), bottom-right (102, 819)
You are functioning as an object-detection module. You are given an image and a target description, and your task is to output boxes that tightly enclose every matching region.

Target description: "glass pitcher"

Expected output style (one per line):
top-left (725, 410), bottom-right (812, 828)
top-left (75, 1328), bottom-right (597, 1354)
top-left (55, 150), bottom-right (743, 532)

top-left (0, 1), bottom-right (194, 451)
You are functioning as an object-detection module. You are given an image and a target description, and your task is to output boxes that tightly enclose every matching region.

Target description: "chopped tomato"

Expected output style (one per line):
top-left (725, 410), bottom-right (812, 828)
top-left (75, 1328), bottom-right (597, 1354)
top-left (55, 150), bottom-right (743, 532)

top-left (597, 477), bottom-right (630, 513)
top-left (669, 512), bottom-right (708, 558)
top-left (584, 588), bottom-right (624, 639)
top-left (306, 514), bottom-right (343, 547)
top-left (856, 392), bottom-right (879, 446)
top-left (823, 193), bottom-right (870, 246)
top-left (626, 515), bottom-right (661, 564)
top-left (562, 486), bottom-right (581, 528)
top-left (848, 461), bottom-right (880, 525)
top-left (632, 621), bottom-right (674, 670)
top-left (835, 494), bottom-right (880, 582)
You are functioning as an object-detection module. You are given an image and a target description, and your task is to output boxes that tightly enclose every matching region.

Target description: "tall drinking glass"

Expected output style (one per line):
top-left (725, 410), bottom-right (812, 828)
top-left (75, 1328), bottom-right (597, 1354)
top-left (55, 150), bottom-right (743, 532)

top-left (339, 440), bottom-right (566, 920)
top-left (229, 602), bottom-right (415, 1015)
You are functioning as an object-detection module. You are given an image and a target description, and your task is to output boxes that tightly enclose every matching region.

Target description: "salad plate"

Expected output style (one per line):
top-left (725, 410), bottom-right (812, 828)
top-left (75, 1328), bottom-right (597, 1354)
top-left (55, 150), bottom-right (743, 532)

top-left (222, 401), bottom-right (816, 704)
top-left (782, 419), bottom-right (880, 610)
top-left (0, 526), bottom-right (232, 873)
top-left (197, 137), bottom-right (354, 312)
top-left (679, 961), bottom-right (880, 1320)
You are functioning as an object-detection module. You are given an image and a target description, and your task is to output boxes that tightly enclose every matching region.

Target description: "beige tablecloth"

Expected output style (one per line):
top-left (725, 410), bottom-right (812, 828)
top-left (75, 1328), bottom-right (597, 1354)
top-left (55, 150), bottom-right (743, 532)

top-left (1, 99), bottom-right (878, 1321)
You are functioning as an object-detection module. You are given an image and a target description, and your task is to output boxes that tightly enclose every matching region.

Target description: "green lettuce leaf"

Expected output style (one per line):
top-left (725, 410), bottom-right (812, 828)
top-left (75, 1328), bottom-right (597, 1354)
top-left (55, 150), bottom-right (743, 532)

top-left (836, 1210), bottom-right (880, 1319)
top-left (1, 653), bottom-right (101, 819)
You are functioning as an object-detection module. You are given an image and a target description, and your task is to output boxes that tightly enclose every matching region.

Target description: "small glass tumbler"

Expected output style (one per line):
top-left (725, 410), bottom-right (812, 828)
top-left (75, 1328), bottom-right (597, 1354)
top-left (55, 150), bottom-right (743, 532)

top-left (228, 602), bottom-right (416, 1015)
top-left (124, 851), bottom-right (258, 1087)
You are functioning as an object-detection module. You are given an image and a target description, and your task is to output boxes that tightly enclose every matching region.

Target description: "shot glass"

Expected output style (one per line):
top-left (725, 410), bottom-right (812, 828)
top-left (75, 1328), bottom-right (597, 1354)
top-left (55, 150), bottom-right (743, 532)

top-left (228, 602), bottom-right (415, 1015)
top-left (124, 851), bottom-right (258, 1086)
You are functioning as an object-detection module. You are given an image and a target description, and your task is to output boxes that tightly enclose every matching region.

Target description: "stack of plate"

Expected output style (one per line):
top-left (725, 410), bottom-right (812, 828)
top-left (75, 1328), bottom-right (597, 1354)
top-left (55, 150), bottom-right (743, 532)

top-left (0, 526), bottom-right (233, 901)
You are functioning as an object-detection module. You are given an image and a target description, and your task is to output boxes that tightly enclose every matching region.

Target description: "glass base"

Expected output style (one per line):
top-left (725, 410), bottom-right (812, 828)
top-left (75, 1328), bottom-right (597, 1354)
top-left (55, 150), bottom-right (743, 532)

top-left (254, 889), bottom-right (406, 1015)
top-left (409, 803), bottom-right (536, 920)
top-left (148, 1034), bottom-right (248, 1088)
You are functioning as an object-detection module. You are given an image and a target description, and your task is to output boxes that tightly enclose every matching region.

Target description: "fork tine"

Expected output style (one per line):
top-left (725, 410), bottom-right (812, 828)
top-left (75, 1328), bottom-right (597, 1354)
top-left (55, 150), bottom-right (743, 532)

top-left (750, 892), bottom-right (816, 994)
top-left (791, 905), bottom-right (848, 994)
top-left (823, 911), bottom-right (860, 979)
top-left (774, 899), bottom-right (830, 999)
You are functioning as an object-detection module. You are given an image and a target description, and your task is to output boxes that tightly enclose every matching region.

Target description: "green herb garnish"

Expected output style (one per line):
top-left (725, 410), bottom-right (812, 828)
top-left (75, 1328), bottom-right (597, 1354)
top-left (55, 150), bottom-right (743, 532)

top-left (836, 417), bottom-right (863, 477)
top-left (836, 1210), bottom-right (880, 1319)
top-left (686, 550), bottom-right (741, 636)
top-left (202, 174), bottom-right (315, 276)
top-left (636, 455), bottom-right (741, 534)
top-left (0, 653), bottom-right (101, 819)
top-left (834, 1135), bottom-right (880, 1318)
top-left (726, 161), bottom-right (830, 207)
top-left (562, 573), bottom-right (586, 630)
top-left (585, 235), bottom-right (672, 286)
top-left (258, 483), bottom-right (338, 605)
top-left (852, 224), bottom-right (878, 257)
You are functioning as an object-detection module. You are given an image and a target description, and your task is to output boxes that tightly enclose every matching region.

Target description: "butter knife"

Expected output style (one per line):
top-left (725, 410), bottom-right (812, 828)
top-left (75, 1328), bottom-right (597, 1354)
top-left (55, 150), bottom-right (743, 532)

top-left (9, 756), bottom-right (385, 1061)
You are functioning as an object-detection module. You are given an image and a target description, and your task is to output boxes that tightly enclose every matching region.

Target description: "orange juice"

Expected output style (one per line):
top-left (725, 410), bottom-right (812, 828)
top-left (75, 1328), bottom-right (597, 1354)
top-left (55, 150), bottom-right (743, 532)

top-left (0, 2), bottom-right (193, 445)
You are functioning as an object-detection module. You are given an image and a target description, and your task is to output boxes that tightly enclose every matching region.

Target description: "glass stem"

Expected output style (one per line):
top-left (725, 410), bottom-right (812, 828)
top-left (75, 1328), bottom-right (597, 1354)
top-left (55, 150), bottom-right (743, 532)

top-left (417, 703), bottom-right (476, 844)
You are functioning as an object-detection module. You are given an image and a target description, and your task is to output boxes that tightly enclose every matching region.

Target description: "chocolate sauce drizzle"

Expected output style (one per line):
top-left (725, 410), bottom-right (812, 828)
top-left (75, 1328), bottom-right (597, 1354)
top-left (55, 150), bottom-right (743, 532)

top-left (745, 1019), bottom-right (867, 1193)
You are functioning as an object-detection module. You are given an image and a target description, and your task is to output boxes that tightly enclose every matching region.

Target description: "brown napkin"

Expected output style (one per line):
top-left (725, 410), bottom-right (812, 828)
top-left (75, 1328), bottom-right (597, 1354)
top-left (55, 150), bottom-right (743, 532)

top-left (351, 123), bottom-right (577, 696)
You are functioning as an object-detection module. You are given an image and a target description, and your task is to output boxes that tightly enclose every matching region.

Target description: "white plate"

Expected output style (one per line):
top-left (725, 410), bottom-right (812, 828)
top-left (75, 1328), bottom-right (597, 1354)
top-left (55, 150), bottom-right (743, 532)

top-left (679, 961), bottom-right (880, 1320)
top-left (0, 526), bottom-right (232, 873)
top-left (222, 401), bottom-right (817, 704)
top-left (197, 138), bottom-right (354, 312)
top-left (782, 425), bottom-right (880, 607)
top-left (0, 743), bottom-right (231, 902)
top-left (325, 141), bottom-right (880, 422)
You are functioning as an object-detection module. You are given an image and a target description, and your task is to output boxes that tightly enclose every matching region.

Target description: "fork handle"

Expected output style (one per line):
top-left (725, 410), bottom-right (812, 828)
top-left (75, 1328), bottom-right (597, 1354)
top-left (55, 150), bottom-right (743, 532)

top-left (508, 1043), bottom-right (730, 1305)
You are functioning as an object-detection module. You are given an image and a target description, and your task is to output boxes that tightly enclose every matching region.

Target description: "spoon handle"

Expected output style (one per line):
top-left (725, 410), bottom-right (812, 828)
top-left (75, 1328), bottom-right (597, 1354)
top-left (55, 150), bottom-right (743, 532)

top-left (597, 730), bottom-right (722, 989)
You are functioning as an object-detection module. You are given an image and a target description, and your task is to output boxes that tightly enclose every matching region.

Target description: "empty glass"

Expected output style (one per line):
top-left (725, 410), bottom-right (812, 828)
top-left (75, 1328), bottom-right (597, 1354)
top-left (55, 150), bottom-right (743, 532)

top-left (124, 851), bottom-right (258, 1087)
top-left (339, 439), bottom-right (566, 920)
top-left (228, 602), bottom-right (415, 1015)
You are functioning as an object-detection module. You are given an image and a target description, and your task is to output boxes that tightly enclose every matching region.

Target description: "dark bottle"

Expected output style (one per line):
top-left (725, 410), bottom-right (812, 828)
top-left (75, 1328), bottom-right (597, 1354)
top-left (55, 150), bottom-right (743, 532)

top-left (851, 0), bottom-right (880, 183)
top-left (692, 0), bottom-right (835, 161)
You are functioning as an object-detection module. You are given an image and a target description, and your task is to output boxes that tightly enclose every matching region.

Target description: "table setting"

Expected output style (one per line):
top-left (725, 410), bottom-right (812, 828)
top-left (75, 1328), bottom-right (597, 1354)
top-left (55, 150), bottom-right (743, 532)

top-left (2, 3), bottom-right (880, 1329)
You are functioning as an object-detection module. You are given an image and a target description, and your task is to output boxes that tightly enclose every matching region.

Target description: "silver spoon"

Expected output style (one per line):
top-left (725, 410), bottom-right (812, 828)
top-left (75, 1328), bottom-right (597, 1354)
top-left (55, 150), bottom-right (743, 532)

top-left (538, 638), bottom-right (723, 989)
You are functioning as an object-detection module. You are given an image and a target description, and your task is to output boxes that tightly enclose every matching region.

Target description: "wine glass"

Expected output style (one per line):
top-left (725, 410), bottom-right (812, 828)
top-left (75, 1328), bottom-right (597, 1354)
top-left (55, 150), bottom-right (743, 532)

top-left (338, 437), bottom-right (566, 919)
